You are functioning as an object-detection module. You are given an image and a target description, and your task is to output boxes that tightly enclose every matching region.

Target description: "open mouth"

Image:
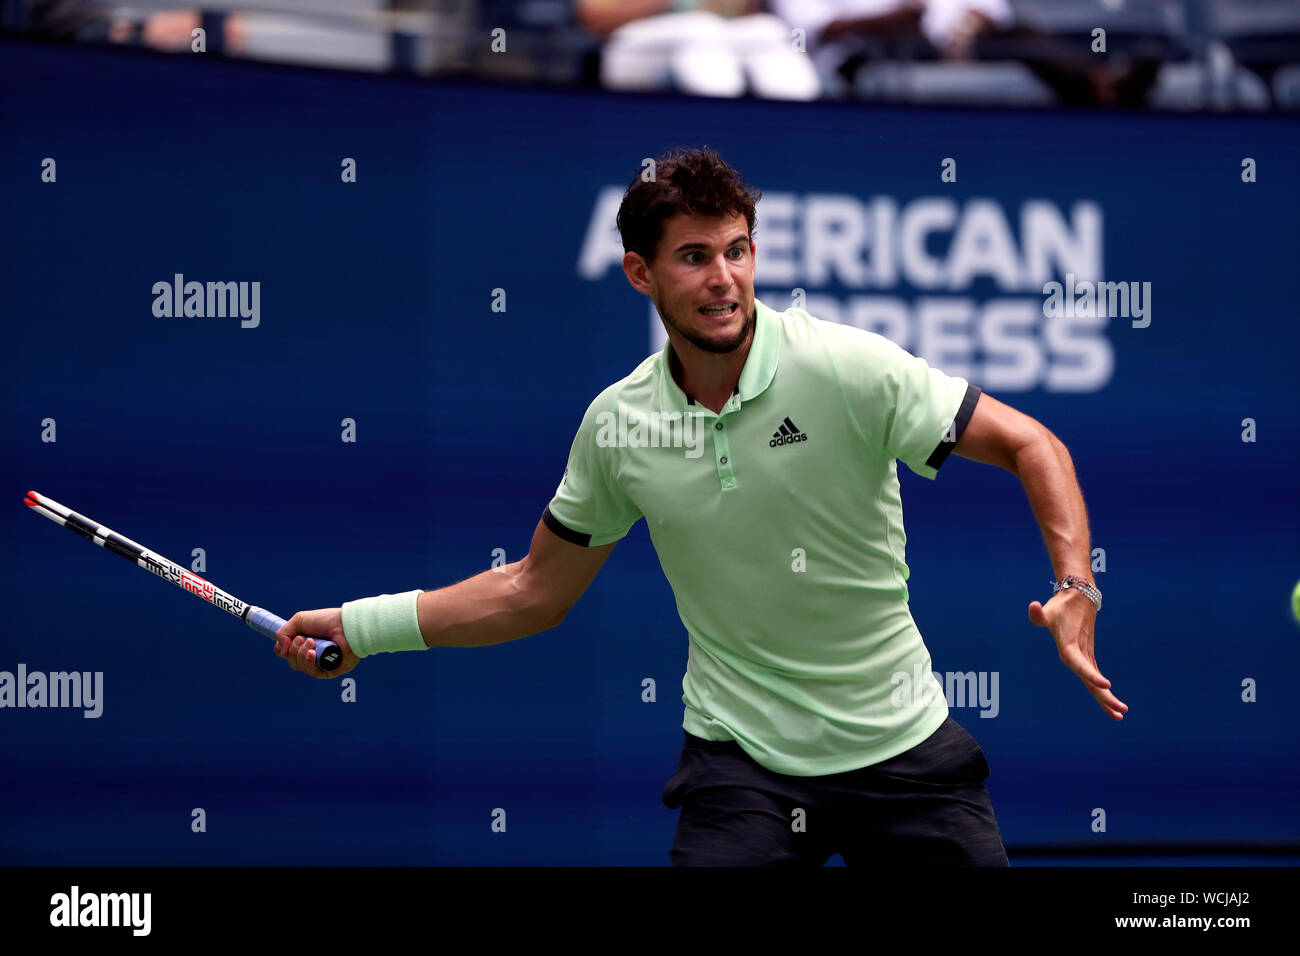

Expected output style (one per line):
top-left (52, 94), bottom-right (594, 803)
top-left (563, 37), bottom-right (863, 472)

top-left (699, 303), bottom-right (738, 317)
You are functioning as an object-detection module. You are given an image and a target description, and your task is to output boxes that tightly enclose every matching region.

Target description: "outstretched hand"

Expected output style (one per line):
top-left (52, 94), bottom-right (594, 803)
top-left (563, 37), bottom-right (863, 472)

top-left (1029, 591), bottom-right (1128, 720)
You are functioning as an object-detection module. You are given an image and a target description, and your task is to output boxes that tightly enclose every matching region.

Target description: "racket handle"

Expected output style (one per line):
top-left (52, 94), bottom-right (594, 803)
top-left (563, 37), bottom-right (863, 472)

top-left (247, 607), bottom-right (343, 672)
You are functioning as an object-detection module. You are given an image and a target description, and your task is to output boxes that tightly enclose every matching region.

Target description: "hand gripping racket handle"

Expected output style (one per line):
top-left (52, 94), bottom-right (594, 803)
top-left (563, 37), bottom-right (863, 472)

top-left (247, 607), bottom-right (343, 671)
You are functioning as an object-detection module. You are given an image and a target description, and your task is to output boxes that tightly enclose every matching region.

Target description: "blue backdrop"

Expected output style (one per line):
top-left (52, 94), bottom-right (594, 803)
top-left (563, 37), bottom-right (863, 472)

top-left (2, 39), bottom-right (1297, 865)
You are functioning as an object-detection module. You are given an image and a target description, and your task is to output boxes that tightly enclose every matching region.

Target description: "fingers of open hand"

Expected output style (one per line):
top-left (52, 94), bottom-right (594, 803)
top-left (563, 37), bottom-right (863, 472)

top-left (1061, 646), bottom-right (1128, 719)
top-left (1060, 643), bottom-right (1107, 687)
top-left (1082, 675), bottom-right (1128, 720)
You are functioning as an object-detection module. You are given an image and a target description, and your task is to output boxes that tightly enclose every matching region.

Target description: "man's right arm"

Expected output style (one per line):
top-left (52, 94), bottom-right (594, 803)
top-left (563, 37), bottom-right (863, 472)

top-left (278, 389), bottom-right (632, 674)
top-left (416, 518), bottom-right (616, 648)
top-left (273, 520), bottom-right (613, 676)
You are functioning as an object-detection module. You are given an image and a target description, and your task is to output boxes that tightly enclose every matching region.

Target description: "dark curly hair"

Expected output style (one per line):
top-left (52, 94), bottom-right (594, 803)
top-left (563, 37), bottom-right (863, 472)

top-left (616, 146), bottom-right (762, 264)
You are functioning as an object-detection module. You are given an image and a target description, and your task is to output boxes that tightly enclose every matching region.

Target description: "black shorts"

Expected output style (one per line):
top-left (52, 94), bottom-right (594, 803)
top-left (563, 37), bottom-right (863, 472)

top-left (661, 716), bottom-right (1010, 866)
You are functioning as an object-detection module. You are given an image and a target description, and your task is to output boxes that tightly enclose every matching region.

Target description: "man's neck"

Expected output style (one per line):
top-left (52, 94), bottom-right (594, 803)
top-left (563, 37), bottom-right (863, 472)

top-left (667, 324), bottom-right (754, 415)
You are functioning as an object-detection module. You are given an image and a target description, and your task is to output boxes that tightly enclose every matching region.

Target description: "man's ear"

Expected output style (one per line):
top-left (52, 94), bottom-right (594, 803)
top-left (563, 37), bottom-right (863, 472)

top-left (623, 251), bottom-right (652, 295)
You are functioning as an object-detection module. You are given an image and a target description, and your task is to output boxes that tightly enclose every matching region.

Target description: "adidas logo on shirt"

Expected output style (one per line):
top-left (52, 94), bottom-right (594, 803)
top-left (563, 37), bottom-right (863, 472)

top-left (769, 416), bottom-right (809, 447)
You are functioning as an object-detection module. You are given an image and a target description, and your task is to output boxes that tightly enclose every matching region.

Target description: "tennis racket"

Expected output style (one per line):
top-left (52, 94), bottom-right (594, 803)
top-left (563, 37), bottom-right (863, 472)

top-left (24, 489), bottom-right (342, 671)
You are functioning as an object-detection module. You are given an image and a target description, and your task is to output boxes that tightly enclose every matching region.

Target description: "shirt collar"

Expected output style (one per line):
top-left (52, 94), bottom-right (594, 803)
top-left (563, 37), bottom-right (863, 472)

top-left (658, 297), bottom-right (780, 412)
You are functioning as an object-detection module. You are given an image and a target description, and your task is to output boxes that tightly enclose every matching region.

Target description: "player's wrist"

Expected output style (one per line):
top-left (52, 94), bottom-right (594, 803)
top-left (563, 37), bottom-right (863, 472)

top-left (1052, 574), bottom-right (1101, 611)
top-left (341, 590), bottom-right (427, 657)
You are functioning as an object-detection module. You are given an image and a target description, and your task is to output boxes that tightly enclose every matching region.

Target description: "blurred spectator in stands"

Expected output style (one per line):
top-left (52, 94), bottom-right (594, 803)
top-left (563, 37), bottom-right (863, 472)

top-left (108, 10), bottom-right (247, 53)
top-left (771, 0), bottom-right (1161, 106)
top-left (20, 0), bottom-right (110, 40)
top-left (577, 0), bottom-right (821, 99)
top-left (21, 1), bottom-right (246, 52)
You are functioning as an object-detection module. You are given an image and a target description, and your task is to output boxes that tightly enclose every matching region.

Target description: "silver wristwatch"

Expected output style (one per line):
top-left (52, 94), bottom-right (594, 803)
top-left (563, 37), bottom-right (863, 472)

top-left (1053, 574), bottom-right (1101, 610)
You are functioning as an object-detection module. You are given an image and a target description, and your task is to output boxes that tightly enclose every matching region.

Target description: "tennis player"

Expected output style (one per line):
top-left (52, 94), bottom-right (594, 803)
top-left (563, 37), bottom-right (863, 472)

top-left (274, 146), bottom-right (1127, 866)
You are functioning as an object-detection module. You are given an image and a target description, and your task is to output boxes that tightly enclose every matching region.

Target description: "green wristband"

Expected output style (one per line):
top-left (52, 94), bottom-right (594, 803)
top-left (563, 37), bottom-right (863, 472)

top-left (340, 590), bottom-right (426, 658)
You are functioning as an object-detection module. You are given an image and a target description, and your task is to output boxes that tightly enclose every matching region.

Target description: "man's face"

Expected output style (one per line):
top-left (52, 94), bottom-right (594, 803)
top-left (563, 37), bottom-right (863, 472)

top-left (625, 210), bottom-right (756, 355)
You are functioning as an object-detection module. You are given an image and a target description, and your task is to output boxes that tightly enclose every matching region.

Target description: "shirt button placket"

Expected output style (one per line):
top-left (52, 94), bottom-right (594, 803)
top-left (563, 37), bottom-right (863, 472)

top-left (714, 417), bottom-right (737, 490)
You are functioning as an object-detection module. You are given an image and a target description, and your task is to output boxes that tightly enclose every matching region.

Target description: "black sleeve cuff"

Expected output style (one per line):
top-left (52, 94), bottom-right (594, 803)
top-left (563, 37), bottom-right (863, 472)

top-left (542, 505), bottom-right (592, 547)
top-left (925, 383), bottom-right (982, 471)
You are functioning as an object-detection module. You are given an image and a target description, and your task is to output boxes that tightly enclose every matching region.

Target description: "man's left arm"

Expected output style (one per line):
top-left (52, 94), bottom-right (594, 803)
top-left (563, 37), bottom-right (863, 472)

top-left (952, 392), bottom-right (1128, 721)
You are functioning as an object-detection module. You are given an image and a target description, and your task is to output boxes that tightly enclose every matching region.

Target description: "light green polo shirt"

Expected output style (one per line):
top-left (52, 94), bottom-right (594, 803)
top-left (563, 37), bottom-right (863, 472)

top-left (544, 298), bottom-right (983, 776)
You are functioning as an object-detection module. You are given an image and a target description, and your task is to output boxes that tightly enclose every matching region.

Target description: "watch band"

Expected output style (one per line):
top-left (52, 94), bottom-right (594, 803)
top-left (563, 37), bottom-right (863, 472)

top-left (1052, 574), bottom-right (1101, 610)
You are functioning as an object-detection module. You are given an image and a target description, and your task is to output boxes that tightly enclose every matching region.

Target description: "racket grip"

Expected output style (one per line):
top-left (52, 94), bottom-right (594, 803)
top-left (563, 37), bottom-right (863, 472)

top-left (248, 607), bottom-right (343, 672)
